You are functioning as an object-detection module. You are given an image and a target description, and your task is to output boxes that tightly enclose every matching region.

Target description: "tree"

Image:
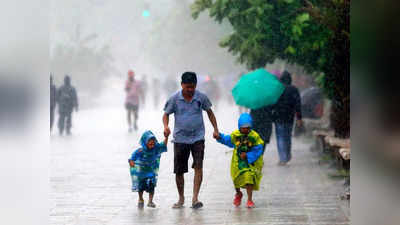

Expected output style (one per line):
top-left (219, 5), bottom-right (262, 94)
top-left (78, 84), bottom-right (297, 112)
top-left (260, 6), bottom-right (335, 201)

top-left (192, 0), bottom-right (349, 138)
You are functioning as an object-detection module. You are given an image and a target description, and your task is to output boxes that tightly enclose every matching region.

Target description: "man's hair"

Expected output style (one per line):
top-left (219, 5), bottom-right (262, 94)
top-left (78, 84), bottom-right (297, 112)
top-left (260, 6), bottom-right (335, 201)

top-left (181, 72), bottom-right (197, 84)
top-left (280, 71), bottom-right (292, 85)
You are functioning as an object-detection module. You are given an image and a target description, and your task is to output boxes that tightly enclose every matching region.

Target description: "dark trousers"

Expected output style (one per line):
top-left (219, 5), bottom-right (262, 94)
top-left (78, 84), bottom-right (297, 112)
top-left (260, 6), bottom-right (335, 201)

top-left (58, 111), bottom-right (72, 134)
top-left (50, 106), bottom-right (55, 131)
top-left (275, 122), bottom-right (294, 162)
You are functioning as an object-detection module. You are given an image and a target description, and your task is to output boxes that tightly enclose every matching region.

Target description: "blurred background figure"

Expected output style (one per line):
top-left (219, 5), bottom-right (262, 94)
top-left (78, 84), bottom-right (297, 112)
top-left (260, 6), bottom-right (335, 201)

top-left (197, 75), bottom-right (221, 110)
top-left (125, 70), bottom-right (142, 132)
top-left (140, 75), bottom-right (148, 108)
top-left (273, 71), bottom-right (302, 165)
top-left (221, 73), bottom-right (236, 106)
top-left (300, 86), bottom-right (324, 119)
top-left (152, 76), bottom-right (161, 109)
top-left (57, 75), bottom-right (79, 136)
top-left (163, 77), bottom-right (178, 99)
top-left (250, 105), bottom-right (275, 150)
top-left (50, 74), bottom-right (57, 132)
top-left (270, 69), bottom-right (282, 79)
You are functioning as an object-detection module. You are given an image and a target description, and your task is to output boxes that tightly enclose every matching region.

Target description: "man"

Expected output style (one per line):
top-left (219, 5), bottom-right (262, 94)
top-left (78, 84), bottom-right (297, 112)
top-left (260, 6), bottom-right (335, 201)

top-left (125, 70), bottom-right (142, 132)
top-left (50, 74), bottom-right (57, 132)
top-left (57, 75), bottom-right (78, 135)
top-left (163, 72), bottom-right (219, 209)
top-left (274, 71), bottom-right (302, 165)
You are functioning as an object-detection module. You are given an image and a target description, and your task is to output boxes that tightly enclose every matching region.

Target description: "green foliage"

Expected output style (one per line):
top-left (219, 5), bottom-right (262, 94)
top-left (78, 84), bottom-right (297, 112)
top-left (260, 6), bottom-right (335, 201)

top-left (192, 0), bottom-right (349, 95)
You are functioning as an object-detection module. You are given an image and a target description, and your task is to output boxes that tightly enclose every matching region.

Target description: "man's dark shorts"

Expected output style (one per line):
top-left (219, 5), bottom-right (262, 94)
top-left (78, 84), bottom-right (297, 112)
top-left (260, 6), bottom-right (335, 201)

top-left (125, 103), bottom-right (139, 111)
top-left (174, 140), bottom-right (205, 174)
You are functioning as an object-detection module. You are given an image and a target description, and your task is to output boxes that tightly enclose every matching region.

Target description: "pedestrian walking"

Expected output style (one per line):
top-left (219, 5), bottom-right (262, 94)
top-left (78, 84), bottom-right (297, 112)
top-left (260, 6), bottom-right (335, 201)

top-left (274, 71), bottom-right (303, 165)
top-left (128, 130), bottom-right (168, 209)
top-left (125, 70), bottom-right (142, 132)
top-left (162, 71), bottom-right (219, 209)
top-left (215, 113), bottom-right (265, 208)
top-left (140, 75), bottom-right (148, 108)
top-left (57, 75), bottom-right (78, 135)
top-left (50, 74), bottom-right (57, 132)
top-left (152, 77), bottom-right (161, 109)
top-left (250, 105), bottom-right (275, 149)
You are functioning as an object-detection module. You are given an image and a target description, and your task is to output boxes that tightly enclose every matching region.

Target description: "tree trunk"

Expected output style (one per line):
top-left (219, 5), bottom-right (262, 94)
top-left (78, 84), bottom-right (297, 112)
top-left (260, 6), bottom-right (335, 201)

top-left (326, 26), bottom-right (350, 138)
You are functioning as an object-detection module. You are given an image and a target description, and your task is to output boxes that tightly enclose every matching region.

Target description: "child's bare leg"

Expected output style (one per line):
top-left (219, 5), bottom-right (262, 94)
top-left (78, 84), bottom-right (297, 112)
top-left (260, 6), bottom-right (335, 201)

top-left (138, 191), bottom-right (144, 202)
top-left (246, 184), bottom-right (253, 202)
top-left (233, 187), bottom-right (243, 206)
top-left (235, 188), bottom-right (242, 195)
top-left (147, 191), bottom-right (156, 208)
top-left (149, 191), bottom-right (154, 203)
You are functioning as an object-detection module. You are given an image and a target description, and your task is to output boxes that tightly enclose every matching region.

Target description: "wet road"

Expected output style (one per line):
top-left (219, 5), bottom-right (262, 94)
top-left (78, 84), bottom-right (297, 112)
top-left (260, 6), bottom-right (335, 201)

top-left (51, 103), bottom-right (349, 225)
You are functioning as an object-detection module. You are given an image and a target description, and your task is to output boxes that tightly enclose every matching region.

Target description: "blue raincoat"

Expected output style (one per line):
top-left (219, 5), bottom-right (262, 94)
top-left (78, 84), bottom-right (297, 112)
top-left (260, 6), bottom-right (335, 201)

top-left (129, 131), bottom-right (167, 192)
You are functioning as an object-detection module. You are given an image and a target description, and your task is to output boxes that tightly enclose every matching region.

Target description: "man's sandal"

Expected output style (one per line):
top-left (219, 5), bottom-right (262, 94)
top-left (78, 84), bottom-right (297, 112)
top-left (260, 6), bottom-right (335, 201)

top-left (191, 201), bottom-right (203, 209)
top-left (172, 202), bottom-right (184, 209)
top-left (147, 202), bottom-right (156, 208)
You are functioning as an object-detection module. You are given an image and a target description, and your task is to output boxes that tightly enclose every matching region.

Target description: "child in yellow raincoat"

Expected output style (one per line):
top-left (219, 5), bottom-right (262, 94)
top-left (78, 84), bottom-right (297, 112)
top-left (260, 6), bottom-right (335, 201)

top-left (215, 113), bottom-right (264, 208)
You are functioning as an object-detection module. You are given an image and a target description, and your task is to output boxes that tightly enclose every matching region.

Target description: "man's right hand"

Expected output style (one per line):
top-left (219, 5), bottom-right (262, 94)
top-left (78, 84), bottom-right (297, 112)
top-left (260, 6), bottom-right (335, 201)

top-left (129, 160), bottom-right (135, 167)
top-left (164, 127), bottom-right (171, 138)
top-left (213, 132), bottom-right (220, 140)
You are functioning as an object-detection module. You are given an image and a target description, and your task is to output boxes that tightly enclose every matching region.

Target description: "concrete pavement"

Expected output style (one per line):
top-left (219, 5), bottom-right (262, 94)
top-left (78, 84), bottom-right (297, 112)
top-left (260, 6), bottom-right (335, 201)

top-left (51, 104), bottom-right (350, 225)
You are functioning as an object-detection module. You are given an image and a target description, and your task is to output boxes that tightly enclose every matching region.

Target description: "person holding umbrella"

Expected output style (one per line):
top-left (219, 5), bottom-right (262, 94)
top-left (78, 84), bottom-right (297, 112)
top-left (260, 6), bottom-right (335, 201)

top-left (231, 68), bottom-right (284, 159)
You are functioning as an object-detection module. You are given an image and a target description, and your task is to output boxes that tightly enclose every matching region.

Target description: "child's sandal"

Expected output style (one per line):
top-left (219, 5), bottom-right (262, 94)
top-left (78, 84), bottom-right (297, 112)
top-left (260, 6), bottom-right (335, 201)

top-left (246, 200), bottom-right (255, 208)
top-left (233, 192), bottom-right (243, 207)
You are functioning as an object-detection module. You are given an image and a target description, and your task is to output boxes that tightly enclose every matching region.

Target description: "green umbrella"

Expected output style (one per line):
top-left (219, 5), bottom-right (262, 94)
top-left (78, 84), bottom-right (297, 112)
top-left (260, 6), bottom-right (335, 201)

top-left (232, 68), bottom-right (285, 109)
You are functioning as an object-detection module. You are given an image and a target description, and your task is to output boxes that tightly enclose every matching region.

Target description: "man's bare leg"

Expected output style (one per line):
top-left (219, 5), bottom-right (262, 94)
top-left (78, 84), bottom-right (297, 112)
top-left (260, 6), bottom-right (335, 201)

top-left (175, 174), bottom-right (185, 206)
top-left (192, 168), bottom-right (203, 204)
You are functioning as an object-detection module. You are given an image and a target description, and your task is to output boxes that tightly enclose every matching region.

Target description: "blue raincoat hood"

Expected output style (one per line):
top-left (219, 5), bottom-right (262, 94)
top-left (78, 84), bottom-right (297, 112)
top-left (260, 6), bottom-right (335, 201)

top-left (238, 113), bottom-right (253, 129)
top-left (139, 130), bottom-right (159, 150)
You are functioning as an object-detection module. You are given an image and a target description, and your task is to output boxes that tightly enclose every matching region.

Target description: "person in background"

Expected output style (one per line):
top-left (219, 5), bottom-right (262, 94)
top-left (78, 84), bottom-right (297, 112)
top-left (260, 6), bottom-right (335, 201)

top-left (140, 75), bottom-right (148, 108)
top-left (152, 77), bottom-right (161, 109)
top-left (50, 74), bottom-right (57, 132)
top-left (274, 71), bottom-right (302, 165)
top-left (125, 70), bottom-right (142, 132)
top-left (57, 75), bottom-right (78, 136)
top-left (250, 105), bottom-right (275, 150)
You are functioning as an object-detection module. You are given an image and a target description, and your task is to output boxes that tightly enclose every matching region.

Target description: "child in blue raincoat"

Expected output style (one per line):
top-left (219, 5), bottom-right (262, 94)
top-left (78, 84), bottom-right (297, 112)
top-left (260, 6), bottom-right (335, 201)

top-left (128, 130), bottom-right (168, 208)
